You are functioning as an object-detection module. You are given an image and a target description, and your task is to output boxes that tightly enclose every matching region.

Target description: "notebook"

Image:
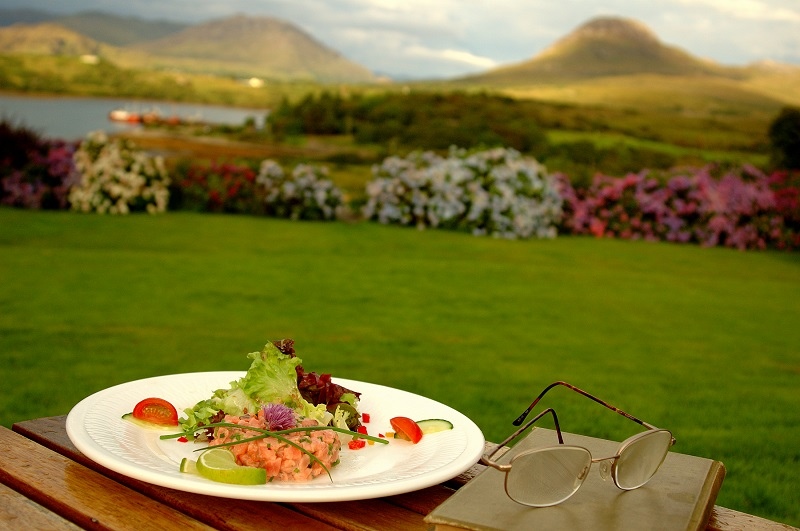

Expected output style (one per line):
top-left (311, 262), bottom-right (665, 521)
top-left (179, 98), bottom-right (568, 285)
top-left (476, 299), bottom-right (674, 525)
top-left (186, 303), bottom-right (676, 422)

top-left (425, 427), bottom-right (725, 531)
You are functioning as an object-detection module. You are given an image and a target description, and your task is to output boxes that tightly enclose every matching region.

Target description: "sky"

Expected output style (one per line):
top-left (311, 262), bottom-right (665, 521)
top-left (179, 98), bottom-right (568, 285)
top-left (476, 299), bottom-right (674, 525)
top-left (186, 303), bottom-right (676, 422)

top-left (2, 0), bottom-right (800, 79)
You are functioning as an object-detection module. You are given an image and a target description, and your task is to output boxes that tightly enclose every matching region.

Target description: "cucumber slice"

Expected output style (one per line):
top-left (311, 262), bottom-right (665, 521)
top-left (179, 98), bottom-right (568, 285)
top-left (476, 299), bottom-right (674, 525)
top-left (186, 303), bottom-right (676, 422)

top-left (417, 419), bottom-right (453, 434)
top-left (121, 412), bottom-right (175, 431)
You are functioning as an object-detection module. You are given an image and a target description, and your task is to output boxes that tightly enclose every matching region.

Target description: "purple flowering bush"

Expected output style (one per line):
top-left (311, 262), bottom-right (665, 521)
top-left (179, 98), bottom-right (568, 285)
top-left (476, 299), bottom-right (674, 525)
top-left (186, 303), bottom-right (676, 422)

top-left (557, 165), bottom-right (799, 250)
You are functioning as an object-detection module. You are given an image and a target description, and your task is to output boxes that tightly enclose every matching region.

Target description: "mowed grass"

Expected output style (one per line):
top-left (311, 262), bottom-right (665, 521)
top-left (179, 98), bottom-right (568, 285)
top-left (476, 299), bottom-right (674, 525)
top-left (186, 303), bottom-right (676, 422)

top-left (1, 208), bottom-right (798, 526)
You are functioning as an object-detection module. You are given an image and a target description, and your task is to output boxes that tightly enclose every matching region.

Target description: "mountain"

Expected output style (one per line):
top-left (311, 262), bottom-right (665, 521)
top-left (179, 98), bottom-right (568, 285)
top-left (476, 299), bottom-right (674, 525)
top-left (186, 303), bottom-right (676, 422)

top-left (463, 16), bottom-right (737, 85)
top-left (53, 11), bottom-right (187, 47)
top-left (0, 22), bottom-right (105, 56)
top-left (131, 15), bottom-right (376, 83)
top-left (0, 11), bottom-right (375, 83)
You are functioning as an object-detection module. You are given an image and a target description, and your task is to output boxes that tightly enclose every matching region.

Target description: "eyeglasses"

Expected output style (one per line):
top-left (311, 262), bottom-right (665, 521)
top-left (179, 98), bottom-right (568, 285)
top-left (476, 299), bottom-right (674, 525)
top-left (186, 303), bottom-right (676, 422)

top-left (480, 381), bottom-right (676, 507)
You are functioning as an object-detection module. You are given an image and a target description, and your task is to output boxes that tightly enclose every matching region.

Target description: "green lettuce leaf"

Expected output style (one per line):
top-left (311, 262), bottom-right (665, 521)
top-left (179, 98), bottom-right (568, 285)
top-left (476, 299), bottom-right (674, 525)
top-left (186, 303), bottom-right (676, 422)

top-left (179, 342), bottom-right (328, 432)
top-left (238, 342), bottom-right (302, 406)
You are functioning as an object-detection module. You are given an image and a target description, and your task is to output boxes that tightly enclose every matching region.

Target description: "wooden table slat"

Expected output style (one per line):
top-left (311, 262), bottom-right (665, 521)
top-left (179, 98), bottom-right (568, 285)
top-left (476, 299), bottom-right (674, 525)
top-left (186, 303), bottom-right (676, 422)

top-left (11, 419), bottom-right (343, 531)
top-left (0, 426), bottom-right (214, 531)
top-left (705, 507), bottom-right (798, 531)
top-left (0, 481), bottom-right (83, 531)
top-left (386, 484), bottom-right (456, 515)
top-left (290, 499), bottom-right (427, 531)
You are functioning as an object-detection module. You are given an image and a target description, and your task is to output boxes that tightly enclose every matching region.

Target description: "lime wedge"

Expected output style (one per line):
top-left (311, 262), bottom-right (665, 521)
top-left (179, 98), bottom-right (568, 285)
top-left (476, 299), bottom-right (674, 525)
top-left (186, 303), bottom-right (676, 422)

top-left (195, 448), bottom-right (267, 485)
top-left (179, 457), bottom-right (198, 475)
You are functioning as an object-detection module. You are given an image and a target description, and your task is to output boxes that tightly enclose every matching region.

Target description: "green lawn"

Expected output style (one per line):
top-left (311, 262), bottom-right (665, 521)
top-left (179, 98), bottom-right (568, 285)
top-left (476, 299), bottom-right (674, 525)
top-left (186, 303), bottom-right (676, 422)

top-left (1, 208), bottom-right (798, 526)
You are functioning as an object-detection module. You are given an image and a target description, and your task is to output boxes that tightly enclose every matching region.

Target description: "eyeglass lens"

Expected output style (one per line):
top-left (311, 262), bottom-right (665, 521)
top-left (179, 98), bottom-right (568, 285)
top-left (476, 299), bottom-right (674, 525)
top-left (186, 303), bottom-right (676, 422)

top-left (615, 430), bottom-right (673, 490)
top-left (506, 446), bottom-right (592, 507)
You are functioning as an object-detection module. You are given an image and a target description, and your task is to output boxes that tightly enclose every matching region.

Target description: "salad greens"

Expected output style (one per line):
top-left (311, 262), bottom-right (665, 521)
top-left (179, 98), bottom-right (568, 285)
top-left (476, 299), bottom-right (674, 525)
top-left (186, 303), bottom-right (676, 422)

top-left (180, 341), bottom-right (333, 434)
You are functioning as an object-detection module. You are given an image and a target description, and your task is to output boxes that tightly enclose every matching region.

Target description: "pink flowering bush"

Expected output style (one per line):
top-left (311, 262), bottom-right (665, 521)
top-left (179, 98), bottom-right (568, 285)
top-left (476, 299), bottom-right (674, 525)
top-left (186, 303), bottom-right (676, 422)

top-left (1, 120), bottom-right (79, 209)
top-left (558, 165), bottom-right (799, 250)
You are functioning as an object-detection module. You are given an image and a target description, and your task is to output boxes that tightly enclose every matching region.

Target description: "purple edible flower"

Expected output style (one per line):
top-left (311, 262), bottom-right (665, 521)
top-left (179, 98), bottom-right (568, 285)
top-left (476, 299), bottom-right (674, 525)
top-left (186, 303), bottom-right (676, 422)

top-left (262, 403), bottom-right (296, 431)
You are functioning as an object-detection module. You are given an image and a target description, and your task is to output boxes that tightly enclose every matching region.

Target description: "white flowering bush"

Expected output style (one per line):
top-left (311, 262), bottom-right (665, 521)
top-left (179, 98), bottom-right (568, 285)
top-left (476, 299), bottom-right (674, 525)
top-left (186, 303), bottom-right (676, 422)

top-left (68, 131), bottom-right (170, 214)
top-left (363, 147), bottom-right (563, 239)
top-left (256, 160), bottom-right (343, 220)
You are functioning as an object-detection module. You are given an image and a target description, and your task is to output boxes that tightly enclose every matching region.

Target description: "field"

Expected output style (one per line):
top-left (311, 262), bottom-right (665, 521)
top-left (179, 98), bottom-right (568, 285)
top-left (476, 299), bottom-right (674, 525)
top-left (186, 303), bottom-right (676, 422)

top-left (1, 208), bottom-right (798, 526)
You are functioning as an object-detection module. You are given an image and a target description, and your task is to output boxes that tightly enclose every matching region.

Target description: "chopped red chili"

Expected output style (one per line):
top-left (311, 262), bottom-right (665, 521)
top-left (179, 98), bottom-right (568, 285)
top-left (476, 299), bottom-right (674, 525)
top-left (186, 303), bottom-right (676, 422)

top-left (348, 439), bottom-right (366, 450)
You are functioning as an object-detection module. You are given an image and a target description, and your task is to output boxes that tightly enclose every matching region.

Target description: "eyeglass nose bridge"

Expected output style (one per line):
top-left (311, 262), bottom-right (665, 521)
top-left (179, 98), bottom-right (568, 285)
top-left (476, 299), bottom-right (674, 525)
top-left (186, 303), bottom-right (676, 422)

top-left (591, 455), bottom-right (620, 482)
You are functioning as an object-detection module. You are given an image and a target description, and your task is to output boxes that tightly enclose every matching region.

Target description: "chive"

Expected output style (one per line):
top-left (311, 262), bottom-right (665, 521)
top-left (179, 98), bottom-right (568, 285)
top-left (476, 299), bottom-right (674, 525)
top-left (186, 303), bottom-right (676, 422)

top-left (163, 421), bottom-right (388, 482)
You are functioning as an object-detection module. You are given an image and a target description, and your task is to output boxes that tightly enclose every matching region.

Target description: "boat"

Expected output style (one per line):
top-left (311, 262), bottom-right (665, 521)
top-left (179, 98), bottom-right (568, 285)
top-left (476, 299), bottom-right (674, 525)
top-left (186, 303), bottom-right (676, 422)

top-left (108, 108), bottom-right (141, 123)
top-left (108, 106), bottom-right (195, 127)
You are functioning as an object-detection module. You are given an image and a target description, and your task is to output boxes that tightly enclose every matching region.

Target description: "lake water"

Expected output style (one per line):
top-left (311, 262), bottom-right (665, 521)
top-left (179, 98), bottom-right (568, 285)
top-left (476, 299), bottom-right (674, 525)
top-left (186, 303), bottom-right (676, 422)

top-left (0, 94), bottom-right (267, 141)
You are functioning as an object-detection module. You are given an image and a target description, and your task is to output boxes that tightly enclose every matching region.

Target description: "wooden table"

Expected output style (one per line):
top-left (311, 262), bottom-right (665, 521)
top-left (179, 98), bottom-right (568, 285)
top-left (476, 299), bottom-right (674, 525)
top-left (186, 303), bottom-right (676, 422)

top-left (1, 416), bottom-right (794, 530)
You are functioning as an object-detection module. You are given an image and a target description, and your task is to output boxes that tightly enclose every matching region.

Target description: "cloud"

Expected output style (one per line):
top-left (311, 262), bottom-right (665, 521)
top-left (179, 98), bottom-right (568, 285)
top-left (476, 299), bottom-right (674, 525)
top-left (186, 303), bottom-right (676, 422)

top-left (406, 45), bottom-right (498, 69)
top-left (673, 0), bottom-right (800, 22)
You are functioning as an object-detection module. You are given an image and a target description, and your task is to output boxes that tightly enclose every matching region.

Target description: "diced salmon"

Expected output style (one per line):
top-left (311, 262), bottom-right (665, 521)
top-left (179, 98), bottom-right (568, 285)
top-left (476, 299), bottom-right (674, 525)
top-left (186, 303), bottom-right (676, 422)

top-left (209, 412), bottom-right (341, 482)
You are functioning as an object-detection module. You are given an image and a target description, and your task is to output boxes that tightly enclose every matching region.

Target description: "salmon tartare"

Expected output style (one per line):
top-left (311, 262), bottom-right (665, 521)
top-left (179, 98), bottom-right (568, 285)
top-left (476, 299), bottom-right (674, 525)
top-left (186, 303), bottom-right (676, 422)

top-left (210, 411), bottom-right (341, 482)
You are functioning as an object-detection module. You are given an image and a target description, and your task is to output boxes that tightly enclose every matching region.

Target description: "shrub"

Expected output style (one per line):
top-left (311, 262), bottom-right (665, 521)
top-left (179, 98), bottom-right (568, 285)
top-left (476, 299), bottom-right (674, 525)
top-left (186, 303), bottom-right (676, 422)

top-left (0, 119), bottom-right (42, 170)
top-left (256, 161), bottom-right (343, 221)
top-left (176, 161), bottom-right (259, 214)
top-left (1, 119), bottom-right (79, 209)
top-left (68, 131), bottom-right (170, 214)
top-left (768, 106), bottom-right (800, 170)
top-left (558, 165), bottom-right (797, 250)
top-left (271, 91), bottom-right (548, 153)
top-left (767, 170), bottom-right (800, 250)
top-left (171, 159), bottom-right (344, 221)
top-left (363, 147), bottom-right (563, 239)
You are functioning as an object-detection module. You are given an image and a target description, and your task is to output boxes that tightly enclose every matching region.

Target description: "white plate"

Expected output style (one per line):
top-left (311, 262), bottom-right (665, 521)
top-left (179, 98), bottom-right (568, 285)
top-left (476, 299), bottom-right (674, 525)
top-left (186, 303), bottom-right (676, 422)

top-left (66, 372), bottom-right (485, 502)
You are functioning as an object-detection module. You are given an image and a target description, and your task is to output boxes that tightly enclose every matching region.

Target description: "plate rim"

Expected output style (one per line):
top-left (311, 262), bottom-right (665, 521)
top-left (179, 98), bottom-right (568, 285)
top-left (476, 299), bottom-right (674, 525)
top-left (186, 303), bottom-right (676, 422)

top-left (66, 371), bottom-right (485, 502)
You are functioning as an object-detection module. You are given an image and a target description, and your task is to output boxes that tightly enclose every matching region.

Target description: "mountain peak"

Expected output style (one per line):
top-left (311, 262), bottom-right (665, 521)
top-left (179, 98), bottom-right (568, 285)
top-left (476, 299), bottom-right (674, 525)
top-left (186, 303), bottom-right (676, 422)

top-left (467, 16), bottom-right (724, 84)
top-left (536, 16), bottom-right (673, 62)
top-left (567, 16), bottom-right (659, 45)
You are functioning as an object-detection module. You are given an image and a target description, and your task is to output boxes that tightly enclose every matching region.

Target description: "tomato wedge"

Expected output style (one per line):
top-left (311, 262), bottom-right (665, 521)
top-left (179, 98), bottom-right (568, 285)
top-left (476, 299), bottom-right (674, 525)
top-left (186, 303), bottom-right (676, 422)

top-left (389, 416), bottom-right (423, 444)
top-left (132, 397), bottom-right (178, 426)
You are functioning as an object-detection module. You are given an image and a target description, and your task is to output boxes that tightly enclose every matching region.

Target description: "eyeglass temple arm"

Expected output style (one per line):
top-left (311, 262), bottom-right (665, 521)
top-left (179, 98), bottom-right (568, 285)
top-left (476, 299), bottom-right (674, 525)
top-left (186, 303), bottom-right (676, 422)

top-left (513, 381), bottom-right (656, 431)
top-left (483, 407), bottom-right (565, 465)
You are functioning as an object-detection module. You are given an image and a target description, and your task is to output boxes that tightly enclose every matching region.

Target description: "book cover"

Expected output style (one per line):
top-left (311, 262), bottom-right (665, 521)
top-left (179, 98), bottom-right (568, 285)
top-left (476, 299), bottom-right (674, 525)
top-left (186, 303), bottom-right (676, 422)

top-left (425, 427), bottom-right (725, 531)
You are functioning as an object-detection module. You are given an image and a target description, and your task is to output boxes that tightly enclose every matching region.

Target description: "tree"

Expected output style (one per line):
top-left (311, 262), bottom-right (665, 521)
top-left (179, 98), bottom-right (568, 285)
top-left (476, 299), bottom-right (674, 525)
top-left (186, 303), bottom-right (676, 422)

top-left (768, 106), bottom-right (800, 170)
